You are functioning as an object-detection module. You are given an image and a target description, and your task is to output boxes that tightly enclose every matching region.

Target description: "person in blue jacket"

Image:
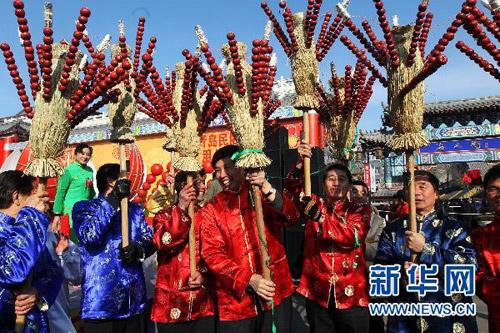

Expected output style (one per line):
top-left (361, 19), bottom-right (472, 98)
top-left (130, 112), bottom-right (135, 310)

top-left (73, 163), bottom-right (154, 333)
top-left (45, 230), bottom-right (82, 333)
top-left (0, 170), bottom-right (63, 333)
top-left (375, 170), bottom-right (478, 333)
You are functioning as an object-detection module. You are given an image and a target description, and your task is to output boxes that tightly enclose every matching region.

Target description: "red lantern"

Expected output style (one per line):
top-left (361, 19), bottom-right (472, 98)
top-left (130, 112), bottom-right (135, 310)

top-left (203, 160), bottom-right (213, 174)
top-left (146, 173), bottom-right (156, 184)
top-left (142, 182), bottom-right (151, 191)
top-left (111, 143), bottom-right (145, 198)
top-left (151, 163), bottom-right (163, 176)
top-left (133, 196), bottom-right (143, 203)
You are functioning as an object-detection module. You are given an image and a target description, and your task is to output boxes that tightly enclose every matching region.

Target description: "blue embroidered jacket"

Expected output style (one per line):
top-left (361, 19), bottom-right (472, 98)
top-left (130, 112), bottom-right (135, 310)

top-left (375, 212), bottom-right (478, 333)
top-left (73, 196), bottom-right (154, 320)
top-left (0, 208), bottom-right (63, 333)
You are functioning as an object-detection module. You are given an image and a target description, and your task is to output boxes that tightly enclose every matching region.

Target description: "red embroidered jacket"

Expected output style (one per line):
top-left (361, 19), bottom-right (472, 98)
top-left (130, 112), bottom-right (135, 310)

top-left (200, 183), bottom-right (300, 321)
top-left (151, 205), bottom-right (215, 323)
top-left (285, 169), bottom-right (371, 309)
top-left (473, 216), bottom-right (500, 332)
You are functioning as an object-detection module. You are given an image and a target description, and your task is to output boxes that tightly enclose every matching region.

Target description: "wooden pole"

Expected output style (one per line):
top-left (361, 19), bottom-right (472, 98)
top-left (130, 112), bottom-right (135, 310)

top-left (406, 151), bottom-right (418, 262)
top-left (119, 144), bottom-right (129, 248)
top-left (14, 273), bottom-right (32, 333)
top-left (252, 184), bottom-right (271, 280)
top-left (303, 111), bottom-right (312, 196)
top-left (187, 174), bottom-right (196, 277)
top-left (15, 178), bottom-right (48, 332)
top-left (169, 151), bottom-right (175, 192)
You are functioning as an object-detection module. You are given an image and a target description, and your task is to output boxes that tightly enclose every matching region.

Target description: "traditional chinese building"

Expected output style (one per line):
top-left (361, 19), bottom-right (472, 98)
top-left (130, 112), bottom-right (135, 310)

top-left (360, 95), bottom-right (499, 198)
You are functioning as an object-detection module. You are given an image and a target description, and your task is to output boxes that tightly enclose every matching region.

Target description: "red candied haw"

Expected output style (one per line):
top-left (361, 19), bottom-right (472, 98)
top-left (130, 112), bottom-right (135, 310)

top-left (80, 7), bottom-right (91, 17)
top-left (13, 1), bottom-right (24, 9)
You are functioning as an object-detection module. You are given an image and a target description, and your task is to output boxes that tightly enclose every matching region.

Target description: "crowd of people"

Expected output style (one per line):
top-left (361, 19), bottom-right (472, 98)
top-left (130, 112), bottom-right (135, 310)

top-left (0, 141), bottom-right (499, 333)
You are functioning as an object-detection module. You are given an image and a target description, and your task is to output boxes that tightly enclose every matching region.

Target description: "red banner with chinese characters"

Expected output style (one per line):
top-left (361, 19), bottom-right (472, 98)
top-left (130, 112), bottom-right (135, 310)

top-left (363, 163), bottom-right (371, 189)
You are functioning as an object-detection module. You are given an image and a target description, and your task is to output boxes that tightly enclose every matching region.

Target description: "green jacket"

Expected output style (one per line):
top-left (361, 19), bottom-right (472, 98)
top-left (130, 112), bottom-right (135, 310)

top-left (53, 161), bottom-right (96, 225)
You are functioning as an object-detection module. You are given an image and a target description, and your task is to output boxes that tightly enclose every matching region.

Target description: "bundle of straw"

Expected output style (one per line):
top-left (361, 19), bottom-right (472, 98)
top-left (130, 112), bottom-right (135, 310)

top-left (221, 41), bottom-right (271, 169)
top-left (171, 63), bottom-right (203, 172)
top-left (318, 61), bottom-right (375, 162)
top-left (260, 1), bottom-right (349, 110)
top-left (289, 12), bottom-right (320, 109)
top-left (145, 184), bottom-right (175, 214)
top-left (338, 0), bottom-right (456, 263)
top-left (387, 25), bottom-right (427, 152)
top-left (26, 42), bottom-right (83, 177)
top-left (108, 42), bottom-right (137, 143)
top-left (338, 0), bottom-right (456, 153)
top-left (162, 126), bottom-right (177, 152)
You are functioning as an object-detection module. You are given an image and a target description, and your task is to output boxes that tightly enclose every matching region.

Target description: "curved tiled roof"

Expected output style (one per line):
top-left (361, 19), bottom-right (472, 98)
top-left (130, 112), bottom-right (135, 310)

top-left (359, 130), bottom-right (392, 145)
top-left (424, 95), bottom-right (500, 116)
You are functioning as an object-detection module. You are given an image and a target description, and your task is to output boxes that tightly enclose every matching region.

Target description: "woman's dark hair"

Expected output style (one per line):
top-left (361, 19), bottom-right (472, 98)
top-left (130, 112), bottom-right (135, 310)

top-left (483, 164), bottom-right (500, 189)
top-left (74, 143), bottom-right (93, 156)
top-left (394, 189), bottom-right (405, 200)
top-left (96, 164), bottom-right (120, 193)
top-left (199, 168), bottom-right (206, 178)
top-left (0, 170), bottom-right (36, 209)
top-left (352, 180), bottom-right (369, 191)
top-left (174, 171), bottom-right (198, 196)
top-left (322, 163), bottom-right (352, 184)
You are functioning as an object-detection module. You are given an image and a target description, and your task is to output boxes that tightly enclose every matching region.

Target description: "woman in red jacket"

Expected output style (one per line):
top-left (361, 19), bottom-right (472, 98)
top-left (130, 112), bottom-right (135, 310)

top-left (474, 164), bottom-right (500, 333)
top-left (151, 171), bottom-right (215, 333)
top-left (285, 141), bottom-right (371, 333)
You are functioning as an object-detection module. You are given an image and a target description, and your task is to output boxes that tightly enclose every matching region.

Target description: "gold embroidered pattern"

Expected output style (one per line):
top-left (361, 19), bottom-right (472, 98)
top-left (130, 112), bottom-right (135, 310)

top-left (161, 232), bottom-right (172, 245)
top-left (359, 298), bottom-right (368, 306)
top-left (446, 228), bottom-right (463, 239)
top-left (454, 254), bottom-right (466, 264)
top-left (416, 318), bottom-right (428, 331)
top-left (451, 294), bottom-right (462, 302)
top-left (344, 285), bottom-right (354, 297)
top-left (432, 219), bottom-right (442, 228)
top-left (170, 308), bottom-right (181, 320)
top-left (329, 273), bottom-right (339, 284)
top-left (423, 243), bottom-right (435, 255)
top-left (452, 322), bottom-right (465, 333)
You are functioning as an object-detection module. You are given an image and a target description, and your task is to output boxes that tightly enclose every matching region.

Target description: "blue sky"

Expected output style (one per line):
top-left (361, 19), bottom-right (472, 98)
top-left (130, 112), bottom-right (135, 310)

top-left (0, 0), bottom-right (498, 130)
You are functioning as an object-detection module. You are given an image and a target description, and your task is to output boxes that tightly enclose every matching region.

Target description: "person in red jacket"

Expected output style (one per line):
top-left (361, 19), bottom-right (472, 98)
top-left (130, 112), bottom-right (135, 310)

top-left (285, 141), bottom-right (371, 333)
top-left (200, 145), bottom-right (300, 333)
top-left (151, 170), bottom-right (216, 332)
top-left (474, 164), bottom-right (500, 333)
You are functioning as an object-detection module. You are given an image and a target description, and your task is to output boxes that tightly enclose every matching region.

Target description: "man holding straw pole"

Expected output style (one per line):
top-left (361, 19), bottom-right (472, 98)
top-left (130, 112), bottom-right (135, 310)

top-left (200, 145), bottom-right (300, 333)
top-left (151, 170), bottom-right (216, 332)
top-left (375, 170), bottom-right (478, 333)
top-left (73, 164), bottom-right (154, 333)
